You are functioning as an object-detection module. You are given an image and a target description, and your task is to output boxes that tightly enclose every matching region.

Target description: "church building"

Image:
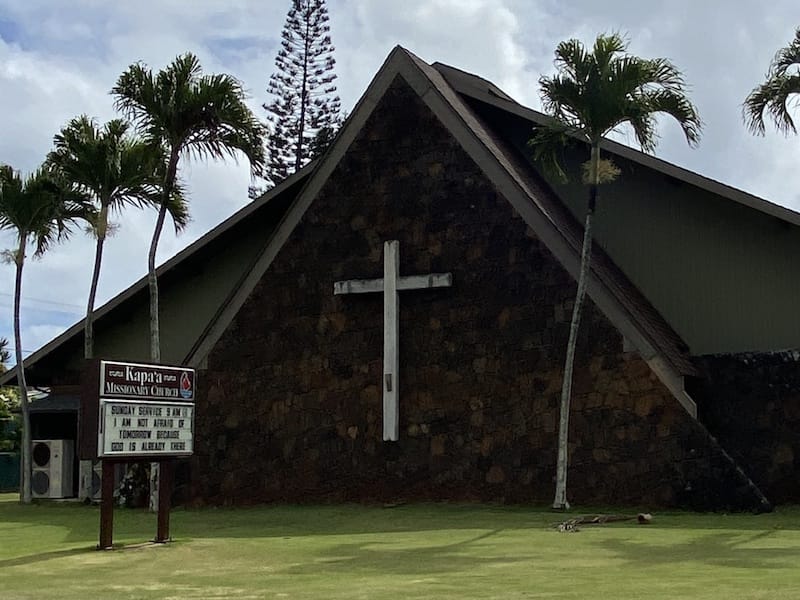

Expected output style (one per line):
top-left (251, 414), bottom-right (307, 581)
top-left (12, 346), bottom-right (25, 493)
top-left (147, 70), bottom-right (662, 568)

top-left (6, 47), bottom-right (800, 510)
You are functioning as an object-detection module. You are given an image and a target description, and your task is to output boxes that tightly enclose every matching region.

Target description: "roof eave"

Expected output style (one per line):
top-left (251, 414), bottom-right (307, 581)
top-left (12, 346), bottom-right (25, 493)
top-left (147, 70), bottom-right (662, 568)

top-left (436, 64), bottom-right (800, 228)
top-left (0, 162), bottom-right (315, 386)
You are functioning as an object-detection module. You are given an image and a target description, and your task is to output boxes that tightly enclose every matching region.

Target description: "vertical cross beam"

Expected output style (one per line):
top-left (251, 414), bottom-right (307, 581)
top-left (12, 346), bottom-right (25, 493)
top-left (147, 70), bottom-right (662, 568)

top-left (383, 240), bottom-right (400, 441)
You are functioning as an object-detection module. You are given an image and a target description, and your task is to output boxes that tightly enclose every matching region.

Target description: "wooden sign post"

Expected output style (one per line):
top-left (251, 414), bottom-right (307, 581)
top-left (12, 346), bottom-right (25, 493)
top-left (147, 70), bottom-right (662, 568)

top-left (80, 360), bottom-right (196, 550)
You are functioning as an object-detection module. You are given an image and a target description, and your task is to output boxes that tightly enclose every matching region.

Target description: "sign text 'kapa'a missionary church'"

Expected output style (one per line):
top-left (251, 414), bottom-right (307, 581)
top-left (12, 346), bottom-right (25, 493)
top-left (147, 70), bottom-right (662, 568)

top-left (101, 361), bottom-right (195, 400)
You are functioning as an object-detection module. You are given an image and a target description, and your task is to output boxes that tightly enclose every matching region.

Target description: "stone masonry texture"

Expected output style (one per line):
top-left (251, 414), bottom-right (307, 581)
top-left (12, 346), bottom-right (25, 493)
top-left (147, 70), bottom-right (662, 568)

top-left (693, 351), bottom-right (800, 504)
top-left (190, 77), bottom-right (766, 510)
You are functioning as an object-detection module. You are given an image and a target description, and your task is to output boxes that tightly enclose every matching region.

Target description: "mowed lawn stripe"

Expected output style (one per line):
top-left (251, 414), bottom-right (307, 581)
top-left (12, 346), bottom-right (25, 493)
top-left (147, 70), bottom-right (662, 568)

top-left (1, 494), bottom-right (799, 599)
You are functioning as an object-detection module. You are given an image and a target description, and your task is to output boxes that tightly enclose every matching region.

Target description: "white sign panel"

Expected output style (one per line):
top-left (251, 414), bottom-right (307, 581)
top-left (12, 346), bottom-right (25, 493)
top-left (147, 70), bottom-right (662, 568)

top-left (99, 399), bottom-right (194, 457)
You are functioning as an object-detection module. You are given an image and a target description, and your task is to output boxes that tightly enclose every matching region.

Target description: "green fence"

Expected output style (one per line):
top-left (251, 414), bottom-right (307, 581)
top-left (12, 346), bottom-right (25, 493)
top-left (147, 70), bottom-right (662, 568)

top-left (0, 452), bottom-right (20, 492)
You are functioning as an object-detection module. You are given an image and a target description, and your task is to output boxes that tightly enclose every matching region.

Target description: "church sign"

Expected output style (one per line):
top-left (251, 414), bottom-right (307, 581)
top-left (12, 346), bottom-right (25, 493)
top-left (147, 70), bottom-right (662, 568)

top-left (98, 361), bottom-right (195, 458)
top-left (80, 360), bottom-right (196, 460)
top-left (80, 359), bottom-right (195, 549)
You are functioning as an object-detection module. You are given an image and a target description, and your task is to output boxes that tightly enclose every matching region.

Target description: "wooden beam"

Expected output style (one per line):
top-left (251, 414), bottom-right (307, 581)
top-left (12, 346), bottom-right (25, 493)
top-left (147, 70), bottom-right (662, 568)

top-left (98, 460), bottom-right (114, 550)
top-left (334, 273), bottom-right (452, 295)
top-left (383, 241), bottom-right (400, 441)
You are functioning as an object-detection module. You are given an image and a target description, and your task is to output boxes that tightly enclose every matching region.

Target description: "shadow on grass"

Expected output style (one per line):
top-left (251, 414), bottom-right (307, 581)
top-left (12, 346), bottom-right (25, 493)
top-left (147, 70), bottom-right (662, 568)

top-left (595, 529), bottom-right (799, 570)
top-left (3, 495), bottom-right (800, 550)
top-left (0, 538), bottom-right (186, 569)
top-left (285, 528), bottom-right (532, 576)
top-left (0, 546), bottom-right (96, 569)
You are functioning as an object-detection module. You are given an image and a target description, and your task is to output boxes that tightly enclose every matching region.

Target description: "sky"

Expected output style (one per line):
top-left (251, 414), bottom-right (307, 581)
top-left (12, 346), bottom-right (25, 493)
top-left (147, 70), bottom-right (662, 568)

top-left (1, 0), bottom-right (799, 366)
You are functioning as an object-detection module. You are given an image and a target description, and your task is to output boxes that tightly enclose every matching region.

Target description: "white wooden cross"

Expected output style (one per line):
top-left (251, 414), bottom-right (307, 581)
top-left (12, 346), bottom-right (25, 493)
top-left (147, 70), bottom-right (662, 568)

top-left (334, 240), bottom-right (452, 441)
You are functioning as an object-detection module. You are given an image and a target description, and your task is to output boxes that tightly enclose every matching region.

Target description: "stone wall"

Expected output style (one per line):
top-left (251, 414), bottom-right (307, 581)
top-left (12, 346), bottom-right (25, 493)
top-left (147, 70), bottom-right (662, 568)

top-left (190, 77), bottom-right (766, 510)
top-left (692, 351), bottom-right (800, 504)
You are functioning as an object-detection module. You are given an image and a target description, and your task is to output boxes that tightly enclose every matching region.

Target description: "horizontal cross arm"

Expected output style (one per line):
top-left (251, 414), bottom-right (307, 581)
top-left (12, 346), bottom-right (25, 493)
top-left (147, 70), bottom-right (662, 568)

top-left (399, 273), bottom-right (453, 291)
top-left (334, 278), bottom-right (384, 295)
top-left (334, 273), bottom-right (452, 295)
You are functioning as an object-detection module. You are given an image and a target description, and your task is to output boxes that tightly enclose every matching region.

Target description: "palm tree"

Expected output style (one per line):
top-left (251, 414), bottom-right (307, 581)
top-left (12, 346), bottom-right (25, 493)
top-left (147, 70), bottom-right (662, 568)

top-left (744, 28), bottom-right (800, 135)
top-left (0, 164), bottom-right (93, 503)
top-left (111, 53), bottom-right (266, 363)
top-left (529, 33), bottom-right (701, 509)
top-left (47, 116), bottom-right (189, 359)
top-left (0, 338), bottom-right (9, 371)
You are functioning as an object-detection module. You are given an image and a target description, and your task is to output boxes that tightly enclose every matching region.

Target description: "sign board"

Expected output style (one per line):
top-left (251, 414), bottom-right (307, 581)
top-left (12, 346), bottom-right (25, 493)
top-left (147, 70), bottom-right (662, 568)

top-left (80, 359), bottom-right (196, 460)
top-left (99, 400), bottom-right (194, 457)
top-left (100, 360), bottom-right (195, 401)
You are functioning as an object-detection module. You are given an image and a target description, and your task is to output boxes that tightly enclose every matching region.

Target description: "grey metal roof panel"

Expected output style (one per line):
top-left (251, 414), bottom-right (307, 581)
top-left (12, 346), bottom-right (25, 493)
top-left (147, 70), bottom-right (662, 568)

top-left (0, 165), bottom-right (313, 387)
top-left (433, 61), bottom-right (800, 228)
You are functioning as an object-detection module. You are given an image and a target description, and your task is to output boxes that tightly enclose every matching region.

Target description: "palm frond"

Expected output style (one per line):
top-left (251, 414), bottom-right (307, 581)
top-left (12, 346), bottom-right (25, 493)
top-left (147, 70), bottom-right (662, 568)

top-left (553, 39), bottom-right (589, 84)
top-left (0, 165), bottom-right (94, 257)
top-left (164, 181), bottom-right (190, 233)
top-left (532, 32), bottom-right (701, 173)
top-left (744, 73), bottom-right (800, 135)
top-left (616, 105), bottom-right (658, 153)
top-left (591, 31), bottom-right (627, 71)
top-left (47, 114), bottom-right (162, 213)
top-left (112, 53), bottom-right (266, 177)
top-left (112, 63), bottom-right (160, 138)
top-left (640, 89), bottom-right (702, 147)
top-left (744, 29), bottom-right (800, 135)
top-left (528, 123), bottom-right (582, 182)
top-left (539, 74), bottom-right (587, 132)
top-left (771, 28), bottom-right (800, 77)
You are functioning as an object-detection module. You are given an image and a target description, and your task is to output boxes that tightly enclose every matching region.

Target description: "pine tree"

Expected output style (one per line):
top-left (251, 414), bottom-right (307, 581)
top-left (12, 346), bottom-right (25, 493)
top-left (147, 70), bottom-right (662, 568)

top-left (261, 0), bottom-right (340, 189)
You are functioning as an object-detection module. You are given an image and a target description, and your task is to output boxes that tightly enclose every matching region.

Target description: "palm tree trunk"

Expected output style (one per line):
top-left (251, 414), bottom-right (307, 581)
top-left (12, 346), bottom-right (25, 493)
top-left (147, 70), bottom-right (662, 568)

top-left (148, 202), bottom-right (168, 364)
top-left (148, 150), bottom-right (179, 512)
top-left (149, 151), bottom-right (179, 363)
top-left (553, 144), bottom-right (600, 510)
top-left (13, 235), bottom-right (31, 504)
top-left (84, 204), bottom-right (108, 359)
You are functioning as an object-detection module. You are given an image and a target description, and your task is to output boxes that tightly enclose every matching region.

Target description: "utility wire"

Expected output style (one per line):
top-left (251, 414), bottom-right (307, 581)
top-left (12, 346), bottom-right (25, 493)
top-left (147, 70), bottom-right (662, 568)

top-left (0, 292), bottom-right (83, 311)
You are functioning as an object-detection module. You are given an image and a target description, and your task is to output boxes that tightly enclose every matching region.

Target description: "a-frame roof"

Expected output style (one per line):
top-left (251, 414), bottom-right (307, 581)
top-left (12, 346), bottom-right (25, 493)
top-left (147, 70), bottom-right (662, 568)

top-left (9, 45), bottom-right (789, 416)
top-left (179, 46), bottom-right (700, 415)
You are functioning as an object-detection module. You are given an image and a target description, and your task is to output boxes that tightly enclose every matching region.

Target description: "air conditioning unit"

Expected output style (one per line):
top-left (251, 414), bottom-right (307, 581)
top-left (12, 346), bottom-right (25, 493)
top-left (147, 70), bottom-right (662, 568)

top-left (31, 439), bottom-right (74, 499)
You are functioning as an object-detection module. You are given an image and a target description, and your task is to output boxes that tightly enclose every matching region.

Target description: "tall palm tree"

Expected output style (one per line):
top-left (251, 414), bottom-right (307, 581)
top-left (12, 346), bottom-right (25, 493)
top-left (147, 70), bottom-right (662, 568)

top-left (47, 116), bottom-right (189, 359)
top-left (112, 53), bottom-right (266, 363)
top-left (529, 33), bottom-right (701, 510)
top-left (744, 28), bottom-right (800, 135)
top-left (0, 164), bottom-right (93, 503)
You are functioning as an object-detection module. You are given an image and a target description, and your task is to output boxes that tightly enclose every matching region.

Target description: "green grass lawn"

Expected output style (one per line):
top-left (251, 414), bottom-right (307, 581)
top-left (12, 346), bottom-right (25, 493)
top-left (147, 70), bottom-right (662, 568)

top-left (1, 493), bottom-right (799, 599)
